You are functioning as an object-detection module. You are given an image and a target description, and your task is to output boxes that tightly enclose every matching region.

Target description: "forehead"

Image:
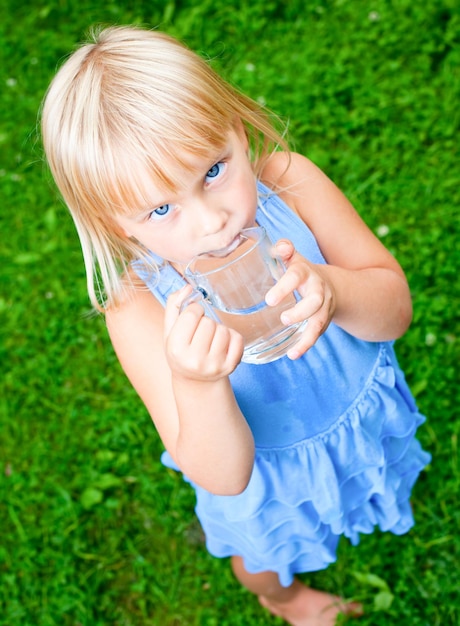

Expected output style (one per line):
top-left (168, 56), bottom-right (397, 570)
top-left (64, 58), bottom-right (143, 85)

top-left (118, 136), bottom-right (229, 215)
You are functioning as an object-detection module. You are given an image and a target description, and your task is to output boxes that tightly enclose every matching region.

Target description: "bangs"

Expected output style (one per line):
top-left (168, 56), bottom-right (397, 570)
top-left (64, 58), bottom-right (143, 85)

top-left (70, 34), bottom-right (237, 217)
top-left (93, 116), bottom-right (232, 218)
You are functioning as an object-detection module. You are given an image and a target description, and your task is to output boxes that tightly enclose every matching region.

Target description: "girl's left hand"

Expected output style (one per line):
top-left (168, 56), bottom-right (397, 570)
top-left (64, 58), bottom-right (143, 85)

top-left (265, 239), bottom-right (336, 358)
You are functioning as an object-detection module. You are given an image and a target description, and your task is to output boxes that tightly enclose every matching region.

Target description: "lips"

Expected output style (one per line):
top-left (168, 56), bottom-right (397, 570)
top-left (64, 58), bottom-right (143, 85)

top-left (204, 233), bottom-right (243, 258)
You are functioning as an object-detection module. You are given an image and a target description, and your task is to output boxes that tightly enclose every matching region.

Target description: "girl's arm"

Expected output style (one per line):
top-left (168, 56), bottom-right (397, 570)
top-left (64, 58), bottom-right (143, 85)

top-left (106, 284), bottom-right (254, 495)
top-left (262, 152), bottom-right (413, 357)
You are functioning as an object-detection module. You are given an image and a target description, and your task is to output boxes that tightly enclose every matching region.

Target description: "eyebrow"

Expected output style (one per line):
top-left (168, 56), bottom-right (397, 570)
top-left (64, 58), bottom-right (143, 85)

top-left (126, 140), bottom-right (231, 220)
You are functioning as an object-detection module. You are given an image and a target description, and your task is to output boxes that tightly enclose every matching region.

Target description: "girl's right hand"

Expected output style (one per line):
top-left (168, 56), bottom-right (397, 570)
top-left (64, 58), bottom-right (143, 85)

top-left (163, 286), bottom-right (244, 381)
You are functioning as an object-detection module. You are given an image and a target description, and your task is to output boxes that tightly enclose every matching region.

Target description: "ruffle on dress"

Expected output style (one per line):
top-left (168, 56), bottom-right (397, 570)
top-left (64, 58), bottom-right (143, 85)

top-left (161, 346), bottom-right (431, 587)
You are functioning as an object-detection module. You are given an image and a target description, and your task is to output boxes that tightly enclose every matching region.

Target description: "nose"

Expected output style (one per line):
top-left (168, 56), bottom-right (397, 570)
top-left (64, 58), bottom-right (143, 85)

top-left (190, 196), bottom-right (228, 237)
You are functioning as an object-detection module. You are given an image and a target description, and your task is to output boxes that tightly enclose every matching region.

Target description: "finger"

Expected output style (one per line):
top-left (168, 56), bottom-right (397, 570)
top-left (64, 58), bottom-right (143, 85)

top-left (263, 239), bottom-right (298, 307)
top-left (192, 317), bottom-right (244, 363)
top-left (226, 331), bottom-right (245, 367)
top-left (166, 305), bottom-right (207, 364)
top-left (198, 327), bottom-right (244, 378)
top-left (189, 314), bottom-right (221, 353)
top-left (273, 239), bottom-right (296, 264)
top-left (265, 261), bottom-right (309, 307)
top-left (286, 315), bottom-right (329, 359)
top-left (209, 325), bottom-right (244, 367)
top-left (280, 283), bottom-right (326, 326)
top-left (163, 284), bottom-right (194, 337)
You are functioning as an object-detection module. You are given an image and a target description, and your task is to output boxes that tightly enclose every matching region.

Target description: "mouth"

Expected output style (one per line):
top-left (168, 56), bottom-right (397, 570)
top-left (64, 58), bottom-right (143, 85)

top-left (203, 233), bottom-right (244, 258)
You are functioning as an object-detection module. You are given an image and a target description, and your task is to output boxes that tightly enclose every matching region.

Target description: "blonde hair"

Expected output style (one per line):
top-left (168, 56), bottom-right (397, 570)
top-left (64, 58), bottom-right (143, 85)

top-left (41, 25), bottom-right (289, 310)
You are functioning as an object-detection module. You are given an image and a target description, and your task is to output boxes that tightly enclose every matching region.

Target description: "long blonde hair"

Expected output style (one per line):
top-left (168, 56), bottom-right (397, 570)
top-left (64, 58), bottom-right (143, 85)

top-left (41, 25), bottom-right (288, 310)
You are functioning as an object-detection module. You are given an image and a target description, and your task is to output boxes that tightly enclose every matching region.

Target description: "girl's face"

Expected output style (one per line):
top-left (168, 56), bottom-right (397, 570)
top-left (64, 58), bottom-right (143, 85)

top-left (115, 125), bottom-right (258, 267)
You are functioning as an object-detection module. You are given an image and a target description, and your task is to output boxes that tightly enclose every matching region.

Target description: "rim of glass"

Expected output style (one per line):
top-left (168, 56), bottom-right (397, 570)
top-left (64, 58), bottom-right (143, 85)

top-left (184, 226), bottom-right (266, 277)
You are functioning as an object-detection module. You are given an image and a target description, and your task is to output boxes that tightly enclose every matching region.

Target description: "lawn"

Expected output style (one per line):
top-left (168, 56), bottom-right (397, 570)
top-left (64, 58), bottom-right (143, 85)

top-left (1, 0), bottom-right (459, 624)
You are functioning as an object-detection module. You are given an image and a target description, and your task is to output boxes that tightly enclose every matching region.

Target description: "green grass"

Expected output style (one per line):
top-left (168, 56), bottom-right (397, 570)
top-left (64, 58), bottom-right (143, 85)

top-left (1, 0), bottom-right (459, 624)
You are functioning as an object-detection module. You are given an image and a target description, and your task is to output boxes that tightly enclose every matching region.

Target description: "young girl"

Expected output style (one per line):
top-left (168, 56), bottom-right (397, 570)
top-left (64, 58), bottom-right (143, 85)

top-left (41, 25), bottom-right (431, 625)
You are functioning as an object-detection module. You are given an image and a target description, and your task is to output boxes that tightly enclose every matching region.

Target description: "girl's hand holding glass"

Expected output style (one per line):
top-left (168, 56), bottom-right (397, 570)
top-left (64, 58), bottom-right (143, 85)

top-left (163, 286), bottom-right (244, 381)
top-left (266, 239), bottom-right (336, 359)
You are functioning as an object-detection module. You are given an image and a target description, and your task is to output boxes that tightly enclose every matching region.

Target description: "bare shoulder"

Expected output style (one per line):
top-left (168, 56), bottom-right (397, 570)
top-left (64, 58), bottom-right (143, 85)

top-left (105, 277), bottom-right (165, 384)
top-left (260, 151), bottom-right (332, 220)
top-left (260, 151), bottom-right (404, 273)
top-left (105, 271), bottom-right (170, 403)
top-left (261, 150), bottom-right (321, 185)
top-left (106, 274), bottom-right (164, 352)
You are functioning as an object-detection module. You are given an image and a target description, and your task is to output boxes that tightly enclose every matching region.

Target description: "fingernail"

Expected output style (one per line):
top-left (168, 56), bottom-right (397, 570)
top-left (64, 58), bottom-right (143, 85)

top-left (280, 313), bottom-right (291, 325)
top-left (275, 241), bottom-right (290, 255)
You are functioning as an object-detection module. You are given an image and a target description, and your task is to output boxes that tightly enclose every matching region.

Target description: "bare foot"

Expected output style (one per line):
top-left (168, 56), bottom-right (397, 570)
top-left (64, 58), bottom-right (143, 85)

top-left (258, 580), bottom-right (362, 626)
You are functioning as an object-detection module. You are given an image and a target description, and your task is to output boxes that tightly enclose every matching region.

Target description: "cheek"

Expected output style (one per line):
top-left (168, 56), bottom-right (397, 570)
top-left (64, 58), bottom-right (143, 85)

top-left (241, 175), bottom-right (258, 211)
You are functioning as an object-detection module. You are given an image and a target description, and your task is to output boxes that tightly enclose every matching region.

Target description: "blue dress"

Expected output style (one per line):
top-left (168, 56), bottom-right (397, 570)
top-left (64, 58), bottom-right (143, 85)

top-left (133, 182), bottom-right (431, 587)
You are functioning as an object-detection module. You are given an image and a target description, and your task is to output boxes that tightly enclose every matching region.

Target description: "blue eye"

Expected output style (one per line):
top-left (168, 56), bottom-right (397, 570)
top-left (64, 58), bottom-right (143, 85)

top-left (205, 161), bottom-right (225, 182)
top-left (149, 204), bottom-right (171, 221)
